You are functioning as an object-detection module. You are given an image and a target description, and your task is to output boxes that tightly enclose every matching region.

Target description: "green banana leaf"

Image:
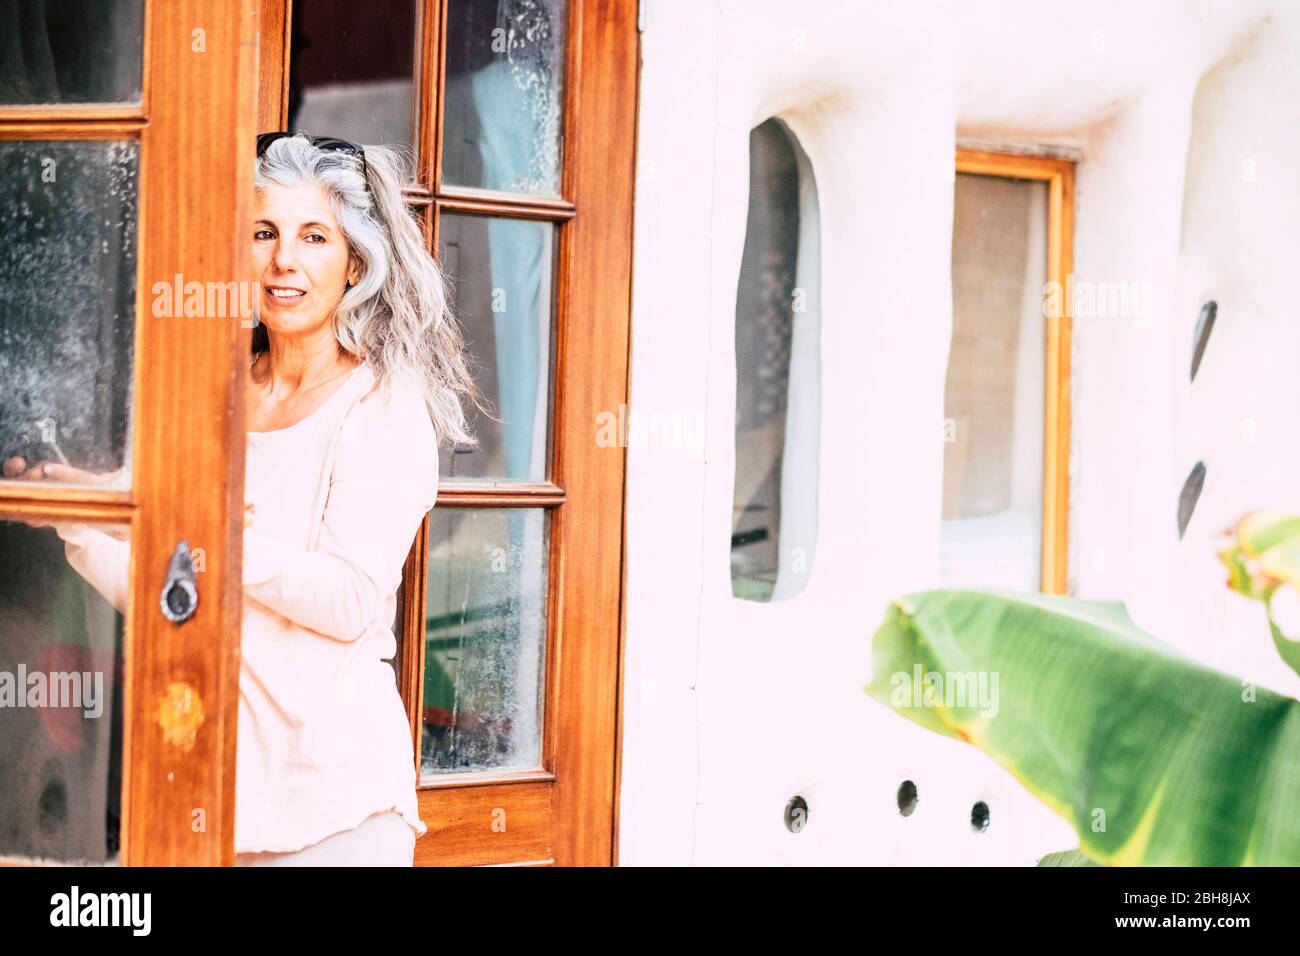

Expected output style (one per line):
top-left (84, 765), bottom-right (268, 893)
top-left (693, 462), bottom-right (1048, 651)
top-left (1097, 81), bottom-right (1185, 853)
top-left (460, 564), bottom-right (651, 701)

top-left (1037, 848), bottom-right (1100, 867)
top-left (865, 589), bottom-right (1300, 866)
top-left (1218, 510), bottom-right (1300, 679)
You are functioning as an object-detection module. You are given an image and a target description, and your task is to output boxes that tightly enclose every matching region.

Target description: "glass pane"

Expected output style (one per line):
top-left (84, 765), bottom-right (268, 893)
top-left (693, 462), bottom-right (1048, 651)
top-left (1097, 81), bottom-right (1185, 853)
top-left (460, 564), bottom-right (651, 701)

top-left (288, 0), bottom-right (418, 155)
top-left (422, 508), bottom-right (548, 777)
top-left (942, 173), bottom-right (1048, 590)
top-left (442, 0), bottom-right (568, 196)
top-left (0, 0), bottom-right (144, 105)
top-left (0, 141), bottom-right (137, 490)
top-left (732, 118), bottom-right (821, 603)
top-left (0, 517), bottom-right (129, 863)
top-left (438, 213), bottom-right (553, 482)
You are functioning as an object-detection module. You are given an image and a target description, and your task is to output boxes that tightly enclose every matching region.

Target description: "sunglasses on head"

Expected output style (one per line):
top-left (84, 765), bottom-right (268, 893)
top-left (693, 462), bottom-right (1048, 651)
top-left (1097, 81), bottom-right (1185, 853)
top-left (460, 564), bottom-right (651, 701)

top-left (256, 131), bottom-right (369, 184)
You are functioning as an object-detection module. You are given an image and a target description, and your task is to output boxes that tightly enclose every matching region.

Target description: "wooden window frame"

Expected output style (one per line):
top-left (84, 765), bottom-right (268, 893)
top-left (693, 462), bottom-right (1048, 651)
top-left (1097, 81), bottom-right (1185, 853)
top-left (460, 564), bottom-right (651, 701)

top-left (259, 0), bottom-right (637, 865)
top-left (0, 0), bottom-right (259, 865)
top-left (954, 148), bottom-right (1075, 595)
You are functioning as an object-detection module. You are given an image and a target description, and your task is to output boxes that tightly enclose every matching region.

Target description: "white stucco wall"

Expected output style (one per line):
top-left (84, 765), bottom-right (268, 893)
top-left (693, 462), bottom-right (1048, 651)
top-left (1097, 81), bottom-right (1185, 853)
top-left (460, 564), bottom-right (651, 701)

top-left (620, 0), bottom-right (1300, 864)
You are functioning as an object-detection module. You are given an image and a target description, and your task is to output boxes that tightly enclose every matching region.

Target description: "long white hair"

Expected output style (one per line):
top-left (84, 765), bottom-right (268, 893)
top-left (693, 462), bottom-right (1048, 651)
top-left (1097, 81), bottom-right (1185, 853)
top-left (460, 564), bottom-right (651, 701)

top-left (253, 132), bottom-right (486, 449)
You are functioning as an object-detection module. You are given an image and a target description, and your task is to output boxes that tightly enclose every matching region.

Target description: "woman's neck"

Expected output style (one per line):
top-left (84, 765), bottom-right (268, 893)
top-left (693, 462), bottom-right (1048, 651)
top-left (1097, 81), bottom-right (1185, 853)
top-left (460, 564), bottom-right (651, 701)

top-left (256, 329), bottom-right (359, 397)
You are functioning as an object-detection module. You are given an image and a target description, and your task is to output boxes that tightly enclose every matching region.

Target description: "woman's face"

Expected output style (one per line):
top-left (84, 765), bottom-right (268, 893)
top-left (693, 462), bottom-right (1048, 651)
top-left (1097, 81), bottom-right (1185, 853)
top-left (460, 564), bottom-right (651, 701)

top-left (252, 181), bottom-right (355, 341)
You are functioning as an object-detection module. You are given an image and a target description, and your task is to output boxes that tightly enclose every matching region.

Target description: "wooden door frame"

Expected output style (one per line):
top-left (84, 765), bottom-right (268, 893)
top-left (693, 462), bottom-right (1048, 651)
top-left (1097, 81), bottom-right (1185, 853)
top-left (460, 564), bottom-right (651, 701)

top-left (0, 0), bottom-right (259, 865)
top-left (954, 147), bottom-right (1075, 595)
top-left (257, 0), bottom-right (638, 866)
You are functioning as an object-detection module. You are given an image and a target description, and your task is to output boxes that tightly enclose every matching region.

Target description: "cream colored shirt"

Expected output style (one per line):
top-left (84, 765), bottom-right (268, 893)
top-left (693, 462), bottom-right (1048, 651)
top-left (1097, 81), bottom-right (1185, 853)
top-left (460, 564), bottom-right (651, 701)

top-left (57, 362), bottom-right (435, 853)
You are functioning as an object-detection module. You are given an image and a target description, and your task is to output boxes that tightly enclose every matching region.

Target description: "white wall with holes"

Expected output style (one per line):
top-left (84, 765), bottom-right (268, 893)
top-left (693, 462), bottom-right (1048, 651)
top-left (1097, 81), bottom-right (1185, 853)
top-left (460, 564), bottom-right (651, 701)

top-left (618, 0), bottom-right (1300, 864)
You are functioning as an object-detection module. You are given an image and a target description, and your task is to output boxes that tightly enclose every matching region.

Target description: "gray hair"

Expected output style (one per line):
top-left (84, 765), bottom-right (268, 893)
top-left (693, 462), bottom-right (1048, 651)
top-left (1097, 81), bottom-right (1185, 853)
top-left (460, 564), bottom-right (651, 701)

top-left (253, 132), bottom-right (486, 449)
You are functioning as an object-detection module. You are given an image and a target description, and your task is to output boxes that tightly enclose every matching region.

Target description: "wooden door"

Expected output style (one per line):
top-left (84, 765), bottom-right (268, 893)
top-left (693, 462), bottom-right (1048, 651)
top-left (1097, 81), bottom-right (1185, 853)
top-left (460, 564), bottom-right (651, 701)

top-left (0, 0), bottom-right (258, 866)
top-left (256, 0), bottom-right (637, 865)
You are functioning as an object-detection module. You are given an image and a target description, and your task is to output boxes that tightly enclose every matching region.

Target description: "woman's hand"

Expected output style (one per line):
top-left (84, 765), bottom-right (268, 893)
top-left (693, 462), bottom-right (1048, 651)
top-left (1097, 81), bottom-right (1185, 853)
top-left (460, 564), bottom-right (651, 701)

top-left (2, 456), bottom-right (108, 485)
top-left (2, 457), bottom-right (125, 534)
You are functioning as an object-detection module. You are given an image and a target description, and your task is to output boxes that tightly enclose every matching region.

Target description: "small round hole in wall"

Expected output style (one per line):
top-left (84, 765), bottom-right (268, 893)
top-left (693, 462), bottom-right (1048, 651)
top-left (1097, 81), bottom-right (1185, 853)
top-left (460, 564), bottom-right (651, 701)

top-left (784, 794), bottom-right (808, 833)
top-left (1190, 300), bottom-right (1217, 383)
top-left (1178, 461), bottom-right (1207, 540)
top-left (971, 800), bottom-right (990, 833)
top-left (896, 780), bottom-right (918, 817)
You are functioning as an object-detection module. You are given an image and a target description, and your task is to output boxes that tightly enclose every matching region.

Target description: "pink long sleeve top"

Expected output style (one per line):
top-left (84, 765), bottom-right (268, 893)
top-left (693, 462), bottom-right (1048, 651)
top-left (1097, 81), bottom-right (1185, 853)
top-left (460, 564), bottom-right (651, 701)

top-left (57, 361), bottom-right (434, 854)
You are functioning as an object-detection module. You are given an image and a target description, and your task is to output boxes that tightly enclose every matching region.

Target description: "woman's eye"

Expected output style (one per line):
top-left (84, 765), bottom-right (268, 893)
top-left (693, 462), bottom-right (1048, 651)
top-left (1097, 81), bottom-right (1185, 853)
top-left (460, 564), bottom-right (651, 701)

top-left (254, 229), bottom-right (274, 241)
top-left (305, 233), bottom-right (326, 243)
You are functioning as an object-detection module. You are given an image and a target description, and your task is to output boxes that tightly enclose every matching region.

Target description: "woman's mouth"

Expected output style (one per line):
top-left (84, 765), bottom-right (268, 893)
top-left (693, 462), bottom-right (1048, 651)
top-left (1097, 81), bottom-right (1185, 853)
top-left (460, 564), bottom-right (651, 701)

top-left (265, 286), bottom-right (306, 303)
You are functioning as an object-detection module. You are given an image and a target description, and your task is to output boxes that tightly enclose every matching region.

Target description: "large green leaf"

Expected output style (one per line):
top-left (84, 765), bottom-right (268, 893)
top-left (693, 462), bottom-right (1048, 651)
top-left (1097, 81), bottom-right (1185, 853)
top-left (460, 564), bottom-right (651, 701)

top-left (1037, 848), bottom-right (1101, 867)
top-left (865, 589), bottom-right (1300, 865)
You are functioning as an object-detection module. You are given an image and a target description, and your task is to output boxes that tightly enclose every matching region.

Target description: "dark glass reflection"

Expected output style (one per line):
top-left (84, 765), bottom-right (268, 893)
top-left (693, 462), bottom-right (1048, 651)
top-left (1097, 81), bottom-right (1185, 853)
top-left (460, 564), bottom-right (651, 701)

top-left (732, 117), bottom-right (821, 602)
top-left (287, 0), bottom-right (419, 154)
top-left (0, 0), bottom-right (144, 105)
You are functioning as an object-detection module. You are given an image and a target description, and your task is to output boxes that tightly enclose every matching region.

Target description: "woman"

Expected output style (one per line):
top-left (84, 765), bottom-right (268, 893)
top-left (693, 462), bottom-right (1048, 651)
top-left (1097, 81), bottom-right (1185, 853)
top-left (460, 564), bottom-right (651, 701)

top-left (2, 132), bottom-right (485, 865)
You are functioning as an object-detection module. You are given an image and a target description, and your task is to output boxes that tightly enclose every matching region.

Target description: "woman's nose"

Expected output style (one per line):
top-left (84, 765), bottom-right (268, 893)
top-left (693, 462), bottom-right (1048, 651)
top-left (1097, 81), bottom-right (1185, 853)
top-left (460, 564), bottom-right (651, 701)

top-left (271, 238), bottom-right (298, 272)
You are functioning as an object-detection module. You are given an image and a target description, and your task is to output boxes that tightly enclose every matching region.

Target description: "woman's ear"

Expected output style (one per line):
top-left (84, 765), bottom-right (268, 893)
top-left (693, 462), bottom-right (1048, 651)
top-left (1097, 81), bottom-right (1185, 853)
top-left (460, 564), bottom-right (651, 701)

top-left (346, 256), bottom-right (361, 289)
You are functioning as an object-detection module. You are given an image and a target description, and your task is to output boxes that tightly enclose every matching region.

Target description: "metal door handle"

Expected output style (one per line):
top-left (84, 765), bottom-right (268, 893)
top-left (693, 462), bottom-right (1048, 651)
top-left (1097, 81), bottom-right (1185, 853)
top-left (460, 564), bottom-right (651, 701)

top-left (160, 541), bottom-right (199, 624)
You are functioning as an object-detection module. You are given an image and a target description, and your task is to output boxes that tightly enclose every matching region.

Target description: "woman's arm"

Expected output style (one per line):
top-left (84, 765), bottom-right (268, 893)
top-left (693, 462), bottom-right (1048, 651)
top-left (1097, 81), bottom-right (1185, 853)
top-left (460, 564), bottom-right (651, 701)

top-left (55, 524), bottom-right (131, 615)
top-left (0, 461), bottom-right (133, 616)
top-left (242, 380), bottom-right (439, 642)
